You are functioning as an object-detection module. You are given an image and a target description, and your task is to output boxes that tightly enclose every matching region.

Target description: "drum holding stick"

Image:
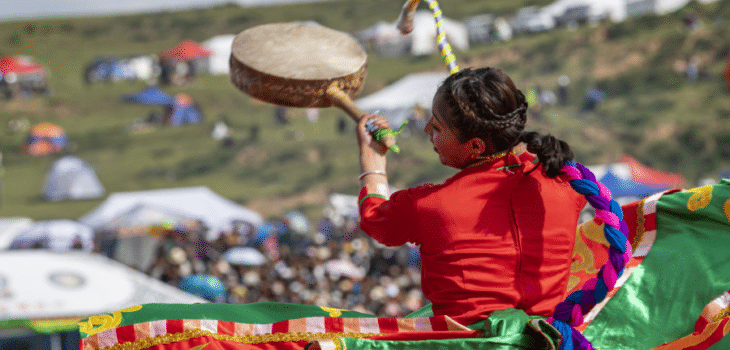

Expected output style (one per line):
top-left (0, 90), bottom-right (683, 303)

top-left (229, 22), bottom-right (396, 150)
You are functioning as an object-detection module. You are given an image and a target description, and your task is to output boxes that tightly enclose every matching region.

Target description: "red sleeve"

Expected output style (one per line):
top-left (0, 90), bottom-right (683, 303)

top-left (358, 187), bottom-right (421, 247)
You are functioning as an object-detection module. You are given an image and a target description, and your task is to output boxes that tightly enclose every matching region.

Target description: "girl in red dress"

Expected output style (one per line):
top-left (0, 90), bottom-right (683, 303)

top-left (357, 67), bottom-right (586, 326)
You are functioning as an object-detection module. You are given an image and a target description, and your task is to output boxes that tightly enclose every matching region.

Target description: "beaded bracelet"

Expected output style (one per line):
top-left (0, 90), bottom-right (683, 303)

top-left (358, 170), bottom-right (387, 180)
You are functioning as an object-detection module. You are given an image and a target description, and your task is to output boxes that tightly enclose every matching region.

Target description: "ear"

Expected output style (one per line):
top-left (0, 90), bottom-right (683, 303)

top-left (468, 137), bottom-right (487, 156)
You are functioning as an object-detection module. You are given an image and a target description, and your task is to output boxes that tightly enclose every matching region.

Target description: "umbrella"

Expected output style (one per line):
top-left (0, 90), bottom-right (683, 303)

top-left (324, 259), bottom-right (364, 280)
top-left (179, 274), bottom-right (226, 302)
top-left (222, 247), bottom-right (267, 266)
top-left (284, 211), bottom-right (310, 235)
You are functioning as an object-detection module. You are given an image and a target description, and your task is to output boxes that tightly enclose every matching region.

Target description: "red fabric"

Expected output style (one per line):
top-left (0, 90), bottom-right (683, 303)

top-left (140, 336), bottom-right (309, 349)
top-left (725, 55), bottom-right (730, 93)
top-left (621, 155), bottom-right (685, 187)
top-left (366, 330), bottom-right (483, 341)
top-left (218, 320), bottom-right (235, 336)
top-left (116, 325), bottom-right (136, 344)
top-left (620, 200), bottom-right (641, 245)
top-left (0, 56), bottom-right (44, 74)
top-left (359, 153), bottom-right (586, 325)
top-left (271, 320), bottom-right (288, 334)
top-left (167, 319), bottom-right (184, 334)
top-left (159, 40), bottom-right (212, 61)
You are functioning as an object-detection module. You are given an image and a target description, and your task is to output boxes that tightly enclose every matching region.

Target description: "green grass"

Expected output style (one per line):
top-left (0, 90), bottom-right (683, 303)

top-left (1, 0), bottom-right (729, 222)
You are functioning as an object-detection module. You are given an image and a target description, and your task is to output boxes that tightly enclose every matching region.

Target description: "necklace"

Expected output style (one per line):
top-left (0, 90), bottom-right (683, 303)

top-left (464, 148), bottom-right (514, 169)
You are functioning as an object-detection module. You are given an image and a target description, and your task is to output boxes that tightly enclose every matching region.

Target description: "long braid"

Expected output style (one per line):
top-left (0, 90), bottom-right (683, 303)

top-left (547, 161), bottom-right (632, 350)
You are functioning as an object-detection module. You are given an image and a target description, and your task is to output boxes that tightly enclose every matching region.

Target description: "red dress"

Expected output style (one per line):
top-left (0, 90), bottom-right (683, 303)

top-left (359, 152), bottom-right (586, 325)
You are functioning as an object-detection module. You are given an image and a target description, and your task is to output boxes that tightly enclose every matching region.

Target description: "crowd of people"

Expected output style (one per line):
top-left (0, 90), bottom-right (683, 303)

top-left (134, 216), bottom-right (427, 318)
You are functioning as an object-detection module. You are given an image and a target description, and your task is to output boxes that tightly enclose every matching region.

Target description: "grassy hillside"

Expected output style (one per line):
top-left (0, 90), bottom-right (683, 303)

top-left (0, 0), bottom-right (729, 222)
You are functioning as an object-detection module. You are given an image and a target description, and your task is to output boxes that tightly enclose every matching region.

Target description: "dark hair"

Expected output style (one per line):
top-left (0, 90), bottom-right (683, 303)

top-left (438, 67), bottom-right (573, 178)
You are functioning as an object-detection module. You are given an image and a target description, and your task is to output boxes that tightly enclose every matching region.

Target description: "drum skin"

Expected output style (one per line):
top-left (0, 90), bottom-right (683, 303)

top-left (230, 22), bottom-right (368, 108)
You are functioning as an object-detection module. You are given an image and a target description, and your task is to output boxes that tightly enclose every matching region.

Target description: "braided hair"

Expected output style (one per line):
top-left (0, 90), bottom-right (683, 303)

top-left (438, 67), bottom-right (573, 178)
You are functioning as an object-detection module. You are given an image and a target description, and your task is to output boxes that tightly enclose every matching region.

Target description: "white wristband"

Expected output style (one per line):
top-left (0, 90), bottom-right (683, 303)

top-left (358, 170), bottom-right (387, 180)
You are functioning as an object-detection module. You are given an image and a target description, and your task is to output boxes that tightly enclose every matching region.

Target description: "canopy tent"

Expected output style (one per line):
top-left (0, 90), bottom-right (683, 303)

top-left (8, 219), bottom-right (94, 252)
top-left (597, 169), bottom-right (673, 198)
top-left (79, 186), bottom-right (264, 241)
top-left (158, 40), bottom-right (212, 85)
top-left (94, 203), bottom-right (203, 271)
top-left (101, 203), bottom-right (198, 233)
top-left (159, 40), bottom-right (212, 62)
top-left (21, 122), bottom-right (67, 156)
top-left (41, 155), bottom-right (105, 202)
top-left (0, 55), bottom-right (49, 98)
top-left (0, 250), bottom-right (206, 324)
top-left (621, 155), bottom-right (685, 187)
top-left (354, 72), bottom-right (448, 126)
top-left (0, 55), bottom-right (45, 76)
top-left (586, 156), bottom-right (686, 198)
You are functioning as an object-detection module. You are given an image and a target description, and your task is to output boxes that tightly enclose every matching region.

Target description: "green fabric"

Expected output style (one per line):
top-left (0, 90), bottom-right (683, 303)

top-left (0, 318), bottom-right (81, 334)
top-left (340, 309), bottom-right (560, 350)
top-left (583, 179), bottom-right (730, 349)
top-left (78, 302), bottom-right (375, 338)
top-left (404, 304), bottom-right (433, 319)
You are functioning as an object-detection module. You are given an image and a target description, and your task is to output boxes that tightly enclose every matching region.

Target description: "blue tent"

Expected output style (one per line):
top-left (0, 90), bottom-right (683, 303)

top-left (123, 87), bottom-right (203, 126)
top-left (122, 85), bottom-right (174, 105)
top-left (167, 93), bottom-right (203, 125)
top-left (599, 170), bottom-right (672, 198)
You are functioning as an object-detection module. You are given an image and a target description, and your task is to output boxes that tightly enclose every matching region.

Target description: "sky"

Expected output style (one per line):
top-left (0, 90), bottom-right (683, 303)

top-left (0, 0), bottom-right (333, 21)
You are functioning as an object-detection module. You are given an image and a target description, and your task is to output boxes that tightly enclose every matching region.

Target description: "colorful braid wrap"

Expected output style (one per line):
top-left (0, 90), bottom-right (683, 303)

top-left (548, 161), bottom-right (632, 350)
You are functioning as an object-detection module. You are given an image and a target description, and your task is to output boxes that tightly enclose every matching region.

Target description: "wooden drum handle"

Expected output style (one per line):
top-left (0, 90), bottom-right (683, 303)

top-left (325, 84), bottom-right (397, 150)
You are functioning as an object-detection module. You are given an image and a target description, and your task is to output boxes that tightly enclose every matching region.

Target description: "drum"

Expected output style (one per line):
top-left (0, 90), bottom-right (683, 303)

top-left (230, 22), bottom-right (395, 148)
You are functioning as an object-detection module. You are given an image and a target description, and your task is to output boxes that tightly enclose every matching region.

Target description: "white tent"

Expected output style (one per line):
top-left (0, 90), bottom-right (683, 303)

top-left (356, 21), bottom-right (410, 57)
top-left (355, 71), bottom-right (449, 126)
top-left (79, 186), bottom-right (264, 240)
top-left (626, 0), bottom-right (693, 17)
top-left (9, 219), bottom-right (94, 252)
top-left (356, 11), bottom-right (468, 57)
top-left (0, 250), bottom-right (206, 321)
top-left (94, 203), bottom-right (203, 271)
top-left (202, 34), bottom-right (235, 75)
top-left (411, 10), bottom-right (469, 56)
top-left (0, 217), bottom-right (33, 250)
top-left (324, 193), bottom-right (360, 227)
top-left (41, 156), bottom-right (105, 202)
top-left (543, 0), bottom-right (628, 24)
